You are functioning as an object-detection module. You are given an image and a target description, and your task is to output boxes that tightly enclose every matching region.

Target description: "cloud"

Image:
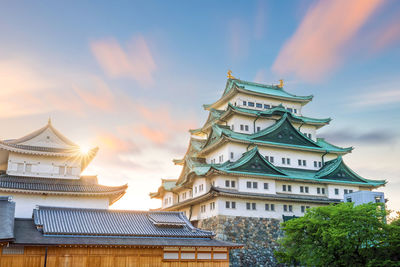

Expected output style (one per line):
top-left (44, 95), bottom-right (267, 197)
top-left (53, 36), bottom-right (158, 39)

top-left (352, 89), bottom-right (400, 107)
top-left (320, 129), bottom-right (397, 145)
top-left (72, 77), bottom-right (116, 112)
top-left (253, 69), bottom-right (268, 83)
top-left (254, 0), bottom-right (267, 40)
top-left (137, 125), bottom-right (168, 145)
top-left (371, 18), bottom-right (400, 52)
top-left (95, 133), bottom-right (139, 154)
top-left (272, 0), bottom-right (383, 82)
top-left (228, 19), bottom-right (249, 60)
top-left (90, 36), bottom-right (156, 86)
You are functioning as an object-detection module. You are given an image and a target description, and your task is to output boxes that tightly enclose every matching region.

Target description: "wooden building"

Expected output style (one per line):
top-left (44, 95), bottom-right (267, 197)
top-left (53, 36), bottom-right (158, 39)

top-left (0, 197), bottom-right (240, 267)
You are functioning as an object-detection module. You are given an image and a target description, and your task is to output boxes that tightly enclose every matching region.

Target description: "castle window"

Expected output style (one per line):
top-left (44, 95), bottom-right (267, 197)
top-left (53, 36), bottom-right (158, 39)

top-left (225, 180), bottom-right (230, 187)
top-left (243, 101), bottom-right (247, 106)
top-left (344, 189), bottom-right (348, 194)
top-left (265, 204), bottom-right (270, 211)
top-left (252, 203), bottom-right (256, 210)
top-left (322, 188), bottom-right (326, 194)
top-left (256, 103), bottom-right (262, 108)
top-left (300, 186), bottom-right (304, 193)
top-left (287, 108), bottom-right (293, 112)
top-left (25, 164), bottom-right (32, 173)
top-left (230, 152), bottom-right (234, 159)
top-left (264, 104), bottom-right (270, 109)
top-left (283, 205), bottom-right (288, 212)
top-left (194, 186), bottom-right (197, 194)
top-left (289, 205), bottom-right (293, 212)
top-left (335, 188), bottom-right (339, 195)
top-left (245, 125), bottom-right (249, 131)
top-left (226, 201), bottom-right (236, 209)
top-left (66, 167), bottom-right (72, 175)
top-left (231, 124), bottom-right (234, 130)
top-left (199, 184), bottom-right (204, 191)
top-left (59, 166), bottom-right (66, 175)
top-left (256, 126), bottom-right (261, 132)
top-left (282, 185), bottom-right (287, 191)
top-left (288, 185), bottom-right (292, 192)
top-left (301, 206), bottom-right (305, 213)
top-left (270, 156), bottom-right (274, 163)
top-left (287, 158), bottom-right (291, 165)
top-left (246, 203), bottom-right (251, 210)
top-left (349, 190), bottom-right (353, 193)
top-left (247, 181), bottom-right (251, 188)
top-left (252, 182), bottom-right (258, 189)
top-left (231, 181), bottom-right (236, 187)
top-left (240, 124), bottom-right (244, 131)
top-left (305, 186), bottom-right (309, 193)
top-left (294, 109), bottom-right (297, 113)
top-left (298, 159), bottom-right (302, 166)
top-left (264, 183), bottom-right (269, 190)
top-left (248, 102), bottom-right (255, 107)
top-left (210, 202), bottom-right (215, 211)
top-left (317, 187), bottom-right (321, 194)
top-left (16, 163), bottom-right (23, 172)
top-left (200, 205), bottom-right (206, 213)
top-left (303, 160), bottom-right (306, 166)
top-left (314, 161), bottom-right (317, 167)
top-left (319, 162), bottom-right (322, 167)
top-left (271, 204), bottom-right (275, 211)
top-left (282, 158), bottom-right (286, 164)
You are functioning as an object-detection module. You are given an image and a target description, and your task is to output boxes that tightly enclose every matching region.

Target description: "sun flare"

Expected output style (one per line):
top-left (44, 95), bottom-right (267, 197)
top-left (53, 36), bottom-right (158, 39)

top-left (79, 145), bottom-right (90, 155)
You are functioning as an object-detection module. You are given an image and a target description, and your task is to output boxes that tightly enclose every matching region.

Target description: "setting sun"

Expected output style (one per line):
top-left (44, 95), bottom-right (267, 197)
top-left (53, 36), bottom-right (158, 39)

top-left (79, 145), bottom-right (90, 155)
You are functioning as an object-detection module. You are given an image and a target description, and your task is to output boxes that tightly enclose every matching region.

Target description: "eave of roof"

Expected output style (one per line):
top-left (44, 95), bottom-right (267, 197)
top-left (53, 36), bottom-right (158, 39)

top-left (204, 78), bottom-right (313, 110)
top-left (12, 219), bottom-right (242, 247)
top-left (199, 122), bottom-right (352, 156)
top-left (0, 175), bottom-right (127, 204)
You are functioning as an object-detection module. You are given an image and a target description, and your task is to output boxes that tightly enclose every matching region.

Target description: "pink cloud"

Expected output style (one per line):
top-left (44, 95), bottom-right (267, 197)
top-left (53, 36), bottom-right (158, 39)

top-left (137, 125), bottom-right (168, 145)
top-left (272, 0), bottom-right (383, 82)
top-left (95, 133), bottom-right (138, 154)
top-left (90, 36), bottom-right (156, 86)
top-left (371, 19), bottom-right (400, 52)
top-left (72, 77), bottom-right (116, 112)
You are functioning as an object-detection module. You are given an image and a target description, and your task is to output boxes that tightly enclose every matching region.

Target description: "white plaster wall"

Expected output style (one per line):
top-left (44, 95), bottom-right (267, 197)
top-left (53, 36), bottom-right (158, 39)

top-left (215, 197), bottom-right (324, 220)
top-left (226, 114), bottom-right (318, 140)
top-left (0, 192), bottom-right (109, 218)
top-left (7, 152), bottom-right (81, 179)
top-left (236, 177), bottom-right (276, 194)
top-left (193, 177), bottom-right (207, 198)
top-left (327, 184), bottom-right (360, 199)
top-left (205, 142), bottom-right (338, 170)
top-left (162, 192), bottom-right (176, 208)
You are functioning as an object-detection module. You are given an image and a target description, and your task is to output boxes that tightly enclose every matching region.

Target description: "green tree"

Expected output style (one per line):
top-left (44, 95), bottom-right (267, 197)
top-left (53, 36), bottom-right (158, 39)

top-left (275, 202), bottom-right (400, 267)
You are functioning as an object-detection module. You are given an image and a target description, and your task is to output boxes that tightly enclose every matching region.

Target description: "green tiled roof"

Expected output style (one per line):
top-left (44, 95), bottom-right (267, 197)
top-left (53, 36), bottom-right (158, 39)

top-left (178, 147), bottom-right (385, 188)
top-left (224, 79), bottom-right (313, 102)
top-left (225, 103), bottom-right (331, 125)
top-left (202, 114), bottom-right (352, 154)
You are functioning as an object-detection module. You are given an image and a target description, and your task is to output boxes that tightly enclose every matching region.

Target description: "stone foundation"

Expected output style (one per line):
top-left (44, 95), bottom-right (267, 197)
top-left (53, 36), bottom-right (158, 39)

top-left (199, 216), bottom-right (284, 267)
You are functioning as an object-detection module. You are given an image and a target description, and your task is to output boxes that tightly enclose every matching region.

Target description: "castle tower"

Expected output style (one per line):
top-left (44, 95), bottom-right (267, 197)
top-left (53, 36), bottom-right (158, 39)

top-left (0, 120), bottom-right (127, 218)
top-left (150, 76), bottom-right (386, 265)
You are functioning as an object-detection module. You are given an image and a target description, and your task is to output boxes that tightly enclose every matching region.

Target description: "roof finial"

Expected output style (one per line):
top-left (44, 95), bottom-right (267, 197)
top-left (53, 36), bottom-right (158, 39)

top-left (278, 79), bottom-right (284, 88)
top-left (227, 70), bottom-right (235, 79)
top-left (48, 116), bottom-right (52, 125)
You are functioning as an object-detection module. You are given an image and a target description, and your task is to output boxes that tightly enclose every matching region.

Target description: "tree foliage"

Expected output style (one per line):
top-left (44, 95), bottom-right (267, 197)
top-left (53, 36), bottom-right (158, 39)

top-left (275, 202), bottom-right (400, 267)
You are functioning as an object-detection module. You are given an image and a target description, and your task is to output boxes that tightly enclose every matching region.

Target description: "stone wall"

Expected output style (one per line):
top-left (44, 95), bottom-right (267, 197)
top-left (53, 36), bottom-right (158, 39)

top-left (199, 215), bottom-right (284, 267)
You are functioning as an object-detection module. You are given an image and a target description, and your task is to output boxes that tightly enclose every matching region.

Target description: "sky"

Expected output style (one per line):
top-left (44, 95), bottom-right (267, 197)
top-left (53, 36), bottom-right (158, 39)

top-left (0, 0), bottom-right (399, 213)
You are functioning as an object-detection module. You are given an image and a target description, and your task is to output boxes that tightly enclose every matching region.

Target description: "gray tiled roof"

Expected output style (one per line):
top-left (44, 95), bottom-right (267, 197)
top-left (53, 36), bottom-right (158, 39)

top-left (0, 174), bottom-right (127, 194)
top-left (0, 141), bottom-right (77, 153)
top-left (0, 196), bottom-right (15, 241)
top-left (213, 187), bottom-right (341, 203)
top-left (13, 219), bottom-right (240, 247)
top-left (33, 206), bottom-right (213, 238)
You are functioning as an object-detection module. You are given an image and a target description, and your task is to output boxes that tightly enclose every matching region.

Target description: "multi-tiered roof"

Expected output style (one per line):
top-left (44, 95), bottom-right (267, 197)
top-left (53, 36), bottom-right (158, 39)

top-left (151, 77), bottom-right (385, 205)
top-left (0, 120), bottom-right (127, 204)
